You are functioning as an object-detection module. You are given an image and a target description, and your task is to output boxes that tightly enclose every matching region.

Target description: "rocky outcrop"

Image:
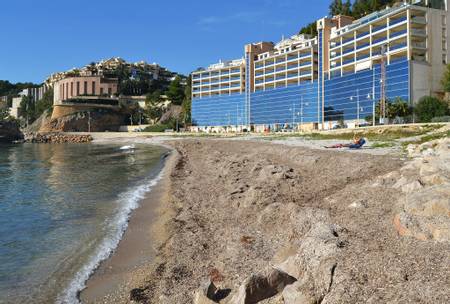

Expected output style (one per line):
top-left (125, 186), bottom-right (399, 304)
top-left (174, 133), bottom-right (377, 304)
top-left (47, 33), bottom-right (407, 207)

top-left (0, 120), bottom-right (23, 143)
top-left (25, 132), bottom-right (92, 143)
top-left (376, 138), bottom-right (450, 242)
top-left (40, 109), bottom-right (126, 132)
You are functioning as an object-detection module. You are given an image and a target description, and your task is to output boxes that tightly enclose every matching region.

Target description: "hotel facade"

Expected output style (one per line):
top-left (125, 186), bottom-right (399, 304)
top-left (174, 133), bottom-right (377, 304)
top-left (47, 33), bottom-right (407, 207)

top-left (191, 0), bottom-right (449, 131)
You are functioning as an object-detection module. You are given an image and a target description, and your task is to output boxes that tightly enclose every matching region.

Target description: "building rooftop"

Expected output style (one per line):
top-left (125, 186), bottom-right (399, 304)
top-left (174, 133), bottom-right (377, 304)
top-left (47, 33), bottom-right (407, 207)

top-left (193, 58), bottom-right (245, 73)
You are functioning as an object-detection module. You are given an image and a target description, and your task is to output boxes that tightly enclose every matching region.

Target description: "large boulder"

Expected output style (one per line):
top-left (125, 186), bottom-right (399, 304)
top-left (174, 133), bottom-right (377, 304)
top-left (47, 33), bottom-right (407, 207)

top-left (0, 120), bottom-right (23, 143)
top-left (230, 267), bottom-right (296, 304)
top-left (276, 223), bottom-right (342, 304)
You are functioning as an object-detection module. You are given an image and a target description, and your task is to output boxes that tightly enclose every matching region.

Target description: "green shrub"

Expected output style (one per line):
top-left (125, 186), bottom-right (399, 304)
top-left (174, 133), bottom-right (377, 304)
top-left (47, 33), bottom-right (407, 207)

top-left (143, 122), bottom-right (173, 132)
top-left (431, 115), bottom-right (450, 122)
top-left (414, 96), bottom-right (449, 122)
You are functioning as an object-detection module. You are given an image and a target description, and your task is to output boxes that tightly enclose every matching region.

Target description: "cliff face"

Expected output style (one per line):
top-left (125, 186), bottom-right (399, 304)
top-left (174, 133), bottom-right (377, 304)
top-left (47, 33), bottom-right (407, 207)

top-left (39, 110), bottom-right (126, 132)
top-left (0, 120), bottom-right (23, 143)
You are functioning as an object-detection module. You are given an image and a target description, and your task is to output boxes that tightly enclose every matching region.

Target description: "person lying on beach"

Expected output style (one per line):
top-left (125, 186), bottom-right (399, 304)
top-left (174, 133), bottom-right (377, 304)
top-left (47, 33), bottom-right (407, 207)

top-left (325, 136), bottom-right (366, 149)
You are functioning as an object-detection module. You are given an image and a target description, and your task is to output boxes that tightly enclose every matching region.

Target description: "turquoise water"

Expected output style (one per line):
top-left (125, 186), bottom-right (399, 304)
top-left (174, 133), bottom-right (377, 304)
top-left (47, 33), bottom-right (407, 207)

top-left (0, 143), bottom-right (167, 304)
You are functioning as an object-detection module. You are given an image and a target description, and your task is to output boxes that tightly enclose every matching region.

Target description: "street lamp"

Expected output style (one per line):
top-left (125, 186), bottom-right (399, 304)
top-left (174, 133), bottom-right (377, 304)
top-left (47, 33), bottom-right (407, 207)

top-left (289, 102), bottom-right (300, 131)
top-left (349, 89), bottom-right (360, 127)
top-left (350, 89), bottom-right (370, 128)
top-left (367, 93), bottom-right (376, 127)
top-left (300, 97), bottom-right (309, 132)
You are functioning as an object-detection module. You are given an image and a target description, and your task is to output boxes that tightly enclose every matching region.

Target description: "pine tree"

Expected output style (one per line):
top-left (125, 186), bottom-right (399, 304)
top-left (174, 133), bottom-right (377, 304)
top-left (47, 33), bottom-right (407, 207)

top-left (165, 76), bottom-right (185, 105)
top-left (342, 0), bottom-right (352, 15)
top-left (329, 0), bottom-right (343, 16)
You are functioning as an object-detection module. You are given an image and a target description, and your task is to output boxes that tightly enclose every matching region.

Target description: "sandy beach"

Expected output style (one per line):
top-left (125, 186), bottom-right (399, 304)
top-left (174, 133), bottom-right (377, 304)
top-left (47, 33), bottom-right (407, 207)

top-left (81, 135), bottom-right (450, 303)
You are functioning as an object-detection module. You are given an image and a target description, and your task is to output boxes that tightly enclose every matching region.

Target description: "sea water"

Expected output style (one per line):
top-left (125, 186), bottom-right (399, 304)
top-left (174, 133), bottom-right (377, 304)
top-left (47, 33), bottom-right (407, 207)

top-left (0, 143), bottom-right (167, 304)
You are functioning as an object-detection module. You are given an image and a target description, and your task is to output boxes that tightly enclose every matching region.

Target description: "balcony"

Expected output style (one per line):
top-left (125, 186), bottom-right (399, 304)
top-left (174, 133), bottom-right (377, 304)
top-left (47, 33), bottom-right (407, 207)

top-left (356, 31), bottom-right (370, 40)
top-left (342, 37), bottom-right (354, 45)
top-left (343, 48), bottom-right (354, 55)
top-left (372, 24), bottom-right (387, 33)
top-left (342, 58), bottom-right (354, 66)
top-left (411, 29), bottom-right (426, 36)
top-left (411, 41), bottom-right (427, 49)
top-left (356, 54), bottom-right (370, 61)
top-left (389, 16), bottom-right (407, 27)
top-left (411, 16), bottom-right (426, 24)
top-left (390, 43), bottom-right (407, 52)
top-left (390, 29), bottom-right (407, 39)
top-left (356, 42), bottom-right (370, 50)
top-left (372, 36), bottom-right (387, 45)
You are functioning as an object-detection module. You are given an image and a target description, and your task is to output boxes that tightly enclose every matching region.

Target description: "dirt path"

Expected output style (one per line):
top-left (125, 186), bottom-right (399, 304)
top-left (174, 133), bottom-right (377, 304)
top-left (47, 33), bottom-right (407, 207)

top-left (131, 139), bottom-right (449, 303)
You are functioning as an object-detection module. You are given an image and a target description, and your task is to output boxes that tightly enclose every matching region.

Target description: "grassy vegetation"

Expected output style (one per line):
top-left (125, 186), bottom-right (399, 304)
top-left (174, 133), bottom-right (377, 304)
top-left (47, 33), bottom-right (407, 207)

top-left (262, 124), bottom-right (444, 142)
top-left (401, 130), bottom-right (450, 148)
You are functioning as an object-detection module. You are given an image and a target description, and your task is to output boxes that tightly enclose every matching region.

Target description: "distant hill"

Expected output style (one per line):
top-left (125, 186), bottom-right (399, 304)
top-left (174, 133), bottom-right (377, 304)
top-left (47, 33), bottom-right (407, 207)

top-left (45, 57), bottom-right (186, 97)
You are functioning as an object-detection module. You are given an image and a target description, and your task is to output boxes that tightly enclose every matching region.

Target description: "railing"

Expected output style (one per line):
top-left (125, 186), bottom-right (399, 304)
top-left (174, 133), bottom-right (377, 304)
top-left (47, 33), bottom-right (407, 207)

top-left (342, 37), bottom-right (354, 45)
top-left (390, 29), bottom-right (407, 39)
top-left (411, 29), bottom-right (426, 36)
top-left (373, 24), bottom-right (387, 33)
top-left (356, 31), bottom-right (370, 39)
top-left (342, 58), bottom-right (354, 65)
top-left (357, 42), bottom-right (370, 50)
top-left (343, 48), bottom-right (354, 55)
top-left (356, 54), bottom-right (370, 61)
top-left (411, 16), bottom-right (426, 24)
top-left (372, 37), bottom-right (387, 45)
top-left (390, 43), bottom-right (407, 51)
top-left (412, 41), bottom-right (426, 48)
top-left (390, 16), bottom-right (407, 26)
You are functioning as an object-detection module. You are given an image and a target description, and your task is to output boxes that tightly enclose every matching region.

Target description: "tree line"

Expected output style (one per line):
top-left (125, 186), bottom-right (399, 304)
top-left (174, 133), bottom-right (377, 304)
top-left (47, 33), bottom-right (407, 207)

top-left (300, 0), bottom-right (399, 36)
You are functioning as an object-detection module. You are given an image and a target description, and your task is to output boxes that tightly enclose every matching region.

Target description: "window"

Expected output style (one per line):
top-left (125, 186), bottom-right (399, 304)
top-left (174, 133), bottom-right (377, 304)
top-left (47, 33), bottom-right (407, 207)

top-left (61, 84), bottom-right (64, 100)
top-left (70, 82), bottom-right (73, 97)
top-left (108, 87), bottom-right (112, 95)
top-left (84, 81), bottom-right (87, 95)
top-left (92, 81), bottom-right (96, 95)
top-left (100, 87), bottom-right (104, 95)
top-left (443, 54), bottom-right (447, 64)
top-left (76, 82), bottom-right (80, 96)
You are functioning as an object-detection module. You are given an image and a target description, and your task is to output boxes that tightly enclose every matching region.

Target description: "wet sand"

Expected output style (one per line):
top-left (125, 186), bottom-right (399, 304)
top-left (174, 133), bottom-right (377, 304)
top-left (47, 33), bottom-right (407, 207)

top-left (80, 149), bottom-right (177, 303)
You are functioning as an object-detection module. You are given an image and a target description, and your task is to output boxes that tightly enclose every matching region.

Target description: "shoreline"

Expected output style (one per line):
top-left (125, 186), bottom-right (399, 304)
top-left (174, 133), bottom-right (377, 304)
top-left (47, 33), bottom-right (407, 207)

top-left (79, 140), bottom-right (178, 303)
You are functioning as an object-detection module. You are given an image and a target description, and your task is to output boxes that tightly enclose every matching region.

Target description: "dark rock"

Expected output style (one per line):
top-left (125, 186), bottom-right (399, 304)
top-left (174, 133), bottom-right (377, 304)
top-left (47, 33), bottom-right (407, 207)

top-left (0, 120), bottom-right (23, 143)
top-left (130, 288), bottom-right (147, 302)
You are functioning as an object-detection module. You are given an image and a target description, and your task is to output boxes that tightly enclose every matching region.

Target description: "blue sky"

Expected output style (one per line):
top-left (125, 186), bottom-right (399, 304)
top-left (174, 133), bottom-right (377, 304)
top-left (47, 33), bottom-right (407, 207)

top-left (0, 0), bottom-right (330, 83)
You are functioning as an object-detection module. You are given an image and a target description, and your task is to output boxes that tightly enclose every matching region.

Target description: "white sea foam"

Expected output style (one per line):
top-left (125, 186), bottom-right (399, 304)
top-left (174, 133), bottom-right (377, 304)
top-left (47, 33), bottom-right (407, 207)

top-left (56, 169), bottom-right (164, 304)
top-left (119, 144), bottom-right (135, 150)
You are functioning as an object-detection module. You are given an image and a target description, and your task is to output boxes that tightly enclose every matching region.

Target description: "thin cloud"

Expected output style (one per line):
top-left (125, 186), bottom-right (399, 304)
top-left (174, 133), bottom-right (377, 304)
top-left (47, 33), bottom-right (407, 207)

top-left (197, 10), bottom-right (287, 31)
